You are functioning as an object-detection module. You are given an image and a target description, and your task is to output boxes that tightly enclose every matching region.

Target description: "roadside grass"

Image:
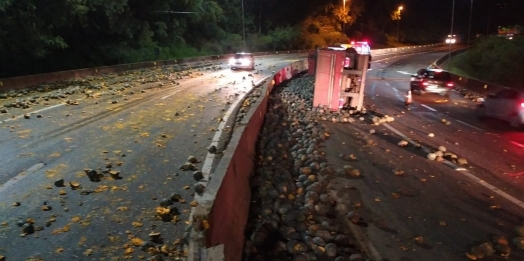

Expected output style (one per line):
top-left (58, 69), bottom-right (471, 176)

top-left (447, 62), bottom-right (479, 80)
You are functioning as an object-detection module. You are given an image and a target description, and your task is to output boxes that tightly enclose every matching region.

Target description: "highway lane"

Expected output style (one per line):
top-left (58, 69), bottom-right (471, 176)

top-left (324, 49), bottom-right (524, 261)
top-left (0, 54), bottom-right (303, 260)
top-left (367, 50), bottom-right (524, 197)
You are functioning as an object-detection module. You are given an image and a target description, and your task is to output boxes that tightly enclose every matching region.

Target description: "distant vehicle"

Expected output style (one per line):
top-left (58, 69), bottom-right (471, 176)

top-left (410, 68), bottom-right (454, 97)
top-left (477, 88), bottom-right (524, 128)
top-left (445, 35), bottom-right (457, 44)
top-left (229, 53), bottom-right (255, 70)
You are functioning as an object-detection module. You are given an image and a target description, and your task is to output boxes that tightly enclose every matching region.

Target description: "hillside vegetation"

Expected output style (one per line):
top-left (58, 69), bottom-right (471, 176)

top-left (0, 0), bottom-right (362, 78)
top-left (451, 36), bottom-right (524, 88)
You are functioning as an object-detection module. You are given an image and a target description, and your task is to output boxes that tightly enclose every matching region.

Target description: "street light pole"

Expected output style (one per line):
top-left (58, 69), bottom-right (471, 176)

top-left (467, 0), bottom-right (473, 47)
top-left (396, 6), bottom-right (403, 43)
top-left (342, 0), bottom-right (346, 34)
top-left (397, 19), bottom-right (400, 42)
top-left (448, 0), bottom-right (455, 70)
top-left (242, 0), bottom-right (246, 50)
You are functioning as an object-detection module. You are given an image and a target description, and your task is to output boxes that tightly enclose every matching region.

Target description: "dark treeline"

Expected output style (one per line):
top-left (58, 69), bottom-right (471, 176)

top-left (0, 0), bottom-right (407, 78)
top-left (0, 0), bottom-right (462, 78)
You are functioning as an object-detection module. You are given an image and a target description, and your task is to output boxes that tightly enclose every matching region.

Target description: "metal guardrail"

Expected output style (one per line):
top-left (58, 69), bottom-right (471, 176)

top-left (0, 44), bottom-right (445, 92)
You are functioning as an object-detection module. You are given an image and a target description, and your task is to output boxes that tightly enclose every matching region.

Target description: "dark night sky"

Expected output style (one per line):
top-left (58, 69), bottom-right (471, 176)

top-left (256, 0), bottom-right (523, 40)
top-left (399, 0), bottom-right (523, 39)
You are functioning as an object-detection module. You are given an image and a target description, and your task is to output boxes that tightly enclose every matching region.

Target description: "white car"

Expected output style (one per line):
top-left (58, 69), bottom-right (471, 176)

top-left (229, 53), bottom-right (255, 70)
top-left (478, 88), bottom-right (524, 128)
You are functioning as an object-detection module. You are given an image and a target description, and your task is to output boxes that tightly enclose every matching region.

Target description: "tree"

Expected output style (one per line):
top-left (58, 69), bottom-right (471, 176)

top-left (298, 1), bottom-right (363, 48)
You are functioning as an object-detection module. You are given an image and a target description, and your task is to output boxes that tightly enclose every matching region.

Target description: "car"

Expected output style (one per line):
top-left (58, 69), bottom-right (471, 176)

top-left (229, 52), bottom-right (255, 70)
top-left (477, 88), bottom-right (524, 128)
top-left (410, 68), bottom-right (454, 97)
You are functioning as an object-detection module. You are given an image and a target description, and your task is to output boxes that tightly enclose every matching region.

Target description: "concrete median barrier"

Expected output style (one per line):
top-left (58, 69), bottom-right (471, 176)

top-left (186, 60), bottom-right (308, 261)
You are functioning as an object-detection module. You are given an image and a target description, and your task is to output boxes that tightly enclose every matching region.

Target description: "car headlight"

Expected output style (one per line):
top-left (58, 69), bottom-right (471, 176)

top-left (241, 58), bottom-right (250, 65)
top-left (229, 58), bottom-right (235, 65)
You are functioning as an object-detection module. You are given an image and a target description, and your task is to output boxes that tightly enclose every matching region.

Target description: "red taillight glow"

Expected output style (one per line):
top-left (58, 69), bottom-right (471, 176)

top-left (422, 82), bottom-right (429, 86)
top-left (521, 102), bottom-right (524, 108)
top-left (447, 82), bottom-right (454, 87)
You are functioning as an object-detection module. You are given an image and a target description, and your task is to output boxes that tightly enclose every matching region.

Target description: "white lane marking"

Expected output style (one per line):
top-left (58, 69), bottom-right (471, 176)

top-left (1, 104), bottom-right (65, 123)
top-left (460, 171), bottom-right (524, 208)
top-left (511, 141), bottom-right (524, 148)
top-left (397, 71), bottom-right (413, 75)
top-left (456, 120), bottom-right (484, 132)
top-left (392, 87), bottom-right (398, 91)
top-left (421, 104), bottom-right (437, 111)
top-left (385, 83), bottom-right (391, 86)
top-left (506, 171), bottom-right (524, 177)
top-left (0, 163), bottom-right (45, 194)
top-left (383, 123), bottom-right (524, 210)
top-left (31, 104), bottom-right (65, 114)
top-left (161, 89), bottom-right (183, 100)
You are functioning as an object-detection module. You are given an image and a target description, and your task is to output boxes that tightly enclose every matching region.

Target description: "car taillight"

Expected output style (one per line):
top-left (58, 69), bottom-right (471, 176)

top-left (521, 102), bottom-right (524, 108)
top-left (447, 82), bottom-right (454, 87)
top-left (422, 82), bottom-right (429, 86)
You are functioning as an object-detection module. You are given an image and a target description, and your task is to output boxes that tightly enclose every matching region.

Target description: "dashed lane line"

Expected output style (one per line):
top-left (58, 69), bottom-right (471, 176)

top-left (161, 89), bottom-right (184, 100)
top-left (456, 120), bottom-right (484, 132)
top-left (1, 104), bottom-right (65, 123)
top-left (383, 122), bottom-right (524, 210)
top-left (0, 163), bottom-right (45, 194)
top-left (421, 104), bottom-right (437, 111)
top-left (511, 141), bottom-right (524, 149)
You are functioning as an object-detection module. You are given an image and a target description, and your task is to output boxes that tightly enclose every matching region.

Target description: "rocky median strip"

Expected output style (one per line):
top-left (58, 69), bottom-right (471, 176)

top-left (244, 75), bottom-right (370, 261)
top-left (241, 72), bottom-right (524, 261)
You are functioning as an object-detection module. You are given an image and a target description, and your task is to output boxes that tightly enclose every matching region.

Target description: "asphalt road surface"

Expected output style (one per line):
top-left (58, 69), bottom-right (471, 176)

top-left (324, 48), bottom-right (524, 261)
top-left (0, 54), bottom-right (304, 261)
